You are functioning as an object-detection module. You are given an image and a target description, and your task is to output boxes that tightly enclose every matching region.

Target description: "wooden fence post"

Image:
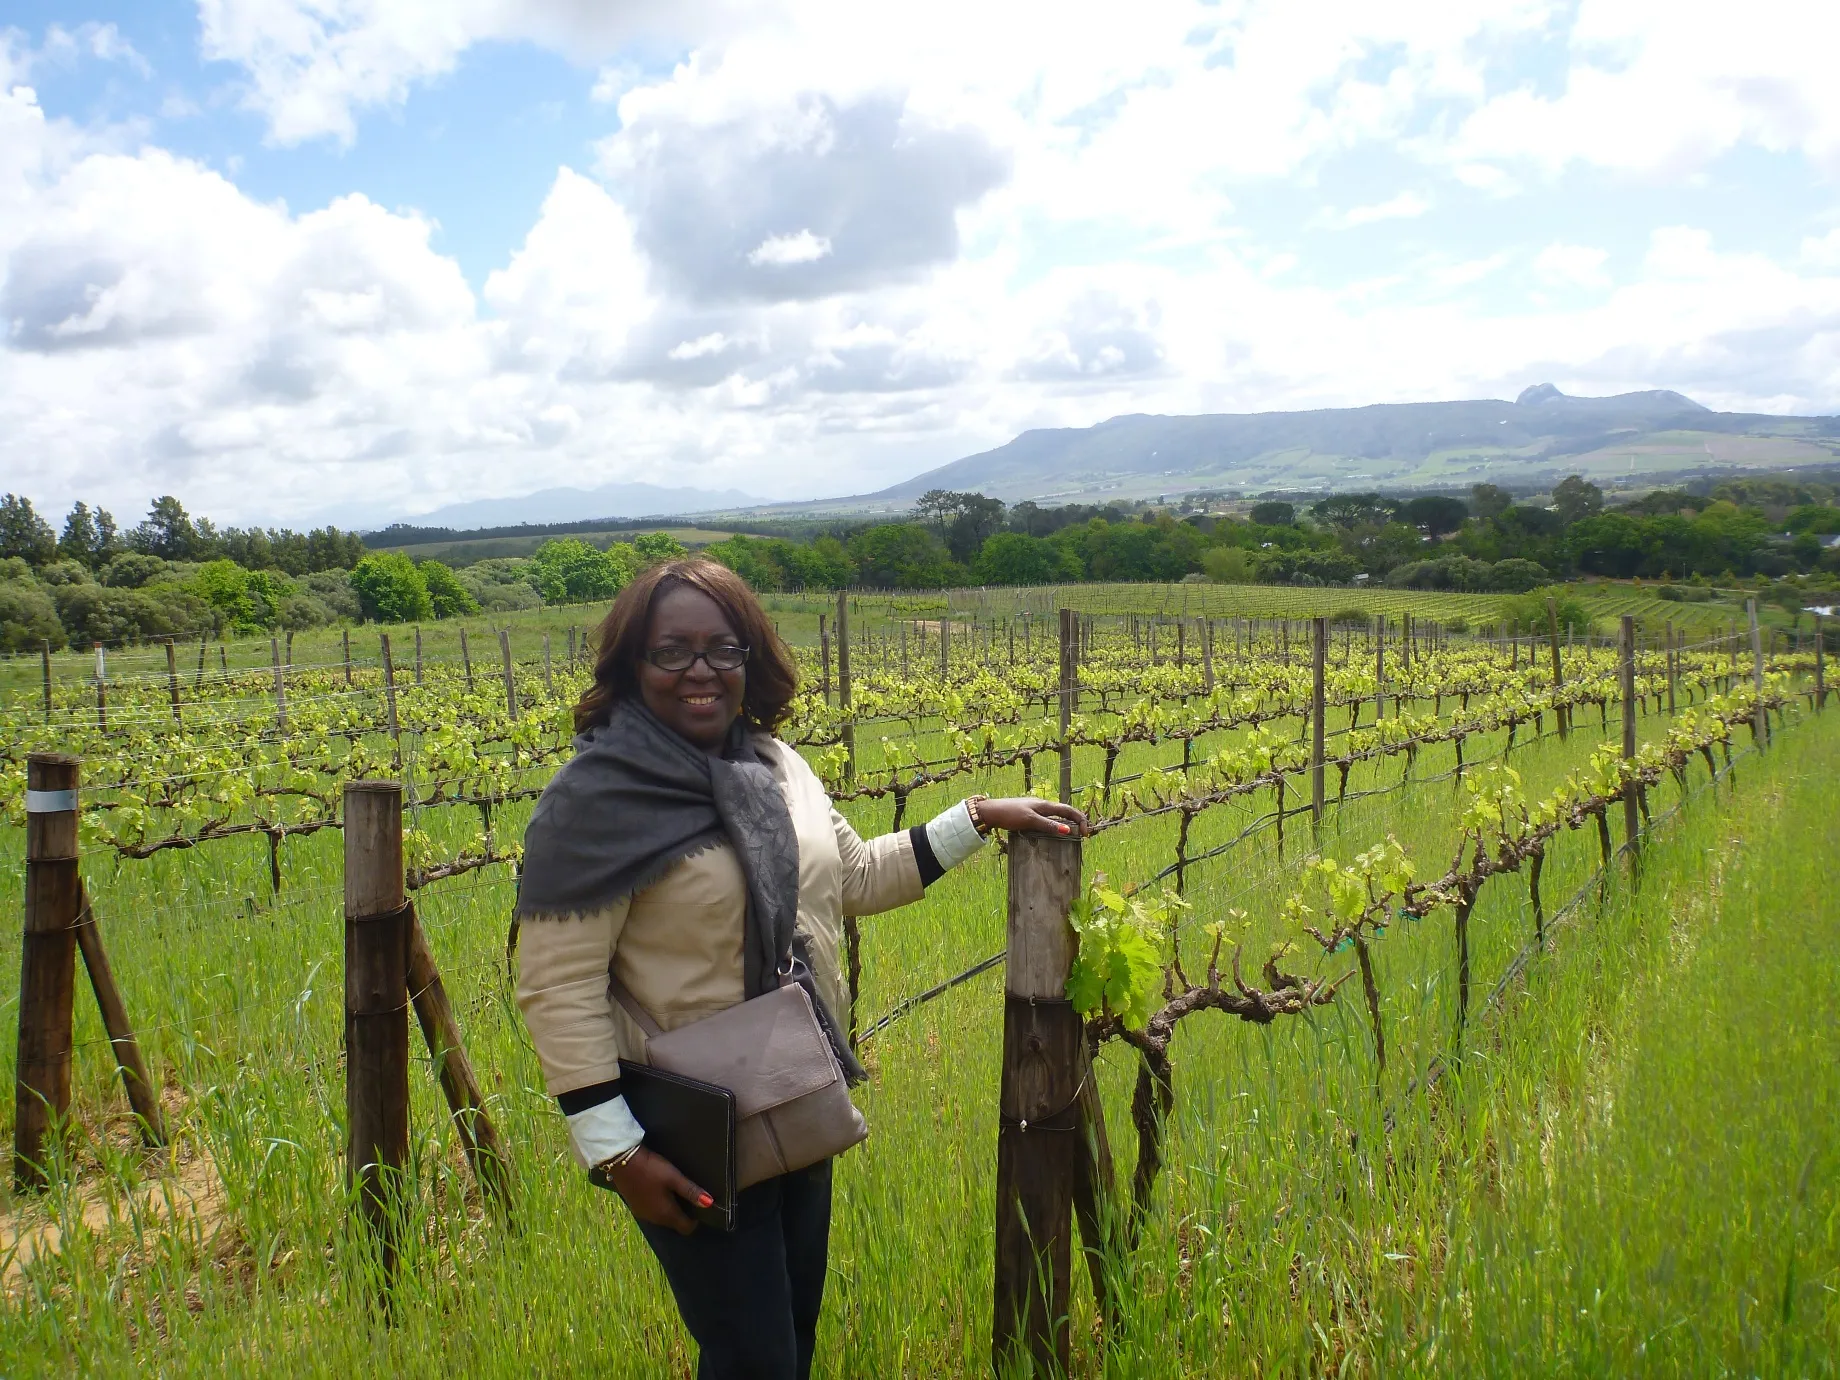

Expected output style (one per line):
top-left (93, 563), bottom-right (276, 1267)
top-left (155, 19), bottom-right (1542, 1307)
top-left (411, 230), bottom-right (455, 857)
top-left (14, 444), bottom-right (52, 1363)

top-left (343, 627), bottom-right (352, 686)
top-left (1666, 623), bottom-right (1678, 714)
top-left (1201, 618), bottom-right (1214, 694)
top-left (543, 634), bottom-right (554, 695)
top-left (1311, 617), bottom-right (1326, 832)
top-left (407, 912), bottom-right (513, 1220)
top-left (819, 614), bottom-right (831, 704)
top-left (1373, 615), bottom-right (1385, 723)
top-left (1619, 616), bottom-right (1639, 853)
top-left (74, 880), bottom-right (166, 1147)
top-left (1816, 613), bottom-right (1826, 711)
top-left (271, 637), bottom-right (288, 730)
top-left (379, 634), bottom-right (400, 744)
top-left (15, 754), bottom-right (80, 1190)
top-left (1059, 608), bottom-right (1075, 804)
top-left (165, 639), bottom-right (181, 724)
top-left (1546, 597), bottom-right (1567, 739)
top-left (941, 615), bottom-right (951, 682)
top-left (344, 781), bottom-right (411, 1296)
top-left (414, 627), bottom-right (424, 686)
top-left (1748, 598), bottom-right (1766, 745)
top-left (94, 643), bottom-right (106, 732)
top-left (992, 831), bottom-right (1085, 1375)
top-left (42, 642), bottom-right (52, 723)
top-left (499, 630), bottom-right (518, 718)
top-left (836, 591), bottom-right (854, 781)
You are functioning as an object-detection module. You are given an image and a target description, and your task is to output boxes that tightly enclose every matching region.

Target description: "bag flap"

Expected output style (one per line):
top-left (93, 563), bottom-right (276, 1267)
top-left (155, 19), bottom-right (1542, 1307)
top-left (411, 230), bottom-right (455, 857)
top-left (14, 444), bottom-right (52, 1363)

top-left (644, 982), bottom-right (839, 1119)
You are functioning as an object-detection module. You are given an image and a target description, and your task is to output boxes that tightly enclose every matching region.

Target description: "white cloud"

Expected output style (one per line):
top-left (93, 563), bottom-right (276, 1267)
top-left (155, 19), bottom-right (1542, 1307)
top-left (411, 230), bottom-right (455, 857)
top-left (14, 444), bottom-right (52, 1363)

top-left (1314, 191), bottom-right (1430, 230)
top-left (1534, 243), bottom-right (1611, 288)
top-left (747, 230), bottom-right (832, 266)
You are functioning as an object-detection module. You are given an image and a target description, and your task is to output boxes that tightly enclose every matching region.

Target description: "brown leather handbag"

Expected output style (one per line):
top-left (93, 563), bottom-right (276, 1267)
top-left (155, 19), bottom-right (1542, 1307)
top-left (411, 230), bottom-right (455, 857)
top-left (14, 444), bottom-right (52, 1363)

top-left (610, 973), bottom-right (868, 1189)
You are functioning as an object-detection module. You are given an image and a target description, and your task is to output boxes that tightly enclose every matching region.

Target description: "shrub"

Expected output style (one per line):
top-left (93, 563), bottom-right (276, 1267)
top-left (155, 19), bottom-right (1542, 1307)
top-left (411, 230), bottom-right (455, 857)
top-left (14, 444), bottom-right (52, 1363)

top-left (1202, 546), bottom-right (1258, 584)
top-left (302, 569), bottom-right (361, 621)
top-left (529, 540), bottom-right (634, 605)
top-left (100, 553), bottom-right (170, 589)
top-left (418, 560), bottom-right (480, 618)
top-left (349, 553), bottom-right (433, 623)
top-left (0, 579), bottom-right (65, 651)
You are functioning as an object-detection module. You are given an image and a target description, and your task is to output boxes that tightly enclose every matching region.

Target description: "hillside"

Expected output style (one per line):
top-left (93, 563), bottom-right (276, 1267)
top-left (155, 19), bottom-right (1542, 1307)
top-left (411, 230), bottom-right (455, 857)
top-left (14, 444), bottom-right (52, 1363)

top-left (856, 385), bottom-right (1840, 505)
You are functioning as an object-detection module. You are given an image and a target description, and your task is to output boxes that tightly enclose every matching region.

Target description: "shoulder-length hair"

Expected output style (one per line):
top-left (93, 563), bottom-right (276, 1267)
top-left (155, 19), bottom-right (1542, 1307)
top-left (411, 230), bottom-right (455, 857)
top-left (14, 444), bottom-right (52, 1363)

top-left (573, 557), bottom-right (799, 735)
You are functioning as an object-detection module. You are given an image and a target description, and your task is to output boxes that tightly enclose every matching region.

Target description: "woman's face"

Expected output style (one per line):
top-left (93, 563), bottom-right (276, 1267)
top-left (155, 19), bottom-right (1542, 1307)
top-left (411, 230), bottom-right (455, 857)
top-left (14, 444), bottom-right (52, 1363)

top-left (638, 584), bottom-right (747, 752)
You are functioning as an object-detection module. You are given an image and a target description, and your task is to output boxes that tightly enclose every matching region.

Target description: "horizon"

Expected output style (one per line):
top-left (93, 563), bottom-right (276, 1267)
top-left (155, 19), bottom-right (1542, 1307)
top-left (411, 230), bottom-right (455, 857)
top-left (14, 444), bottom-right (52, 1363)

top-left (3, 3), bottom-right (1838, 529)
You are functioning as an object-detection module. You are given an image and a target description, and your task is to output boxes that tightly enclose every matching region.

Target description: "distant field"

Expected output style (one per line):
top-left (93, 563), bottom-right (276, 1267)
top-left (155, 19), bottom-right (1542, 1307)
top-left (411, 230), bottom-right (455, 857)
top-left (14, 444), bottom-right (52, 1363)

top-left (372, 525), bottom-right (735, 566)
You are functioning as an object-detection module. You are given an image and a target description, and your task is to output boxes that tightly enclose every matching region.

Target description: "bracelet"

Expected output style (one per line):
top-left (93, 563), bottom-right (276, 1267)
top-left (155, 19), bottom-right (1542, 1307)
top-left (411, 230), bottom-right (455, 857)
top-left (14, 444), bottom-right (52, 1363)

top-left (966, 794), bottom-right (992, 836)
top-left (593, 1142), bottom-right (644, 1179)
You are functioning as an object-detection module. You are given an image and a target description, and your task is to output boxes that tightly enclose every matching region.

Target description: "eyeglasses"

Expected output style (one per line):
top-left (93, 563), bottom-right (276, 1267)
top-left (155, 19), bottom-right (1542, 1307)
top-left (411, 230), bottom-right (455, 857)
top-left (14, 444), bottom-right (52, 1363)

top-left (643, 644), bottom-right (750, 673)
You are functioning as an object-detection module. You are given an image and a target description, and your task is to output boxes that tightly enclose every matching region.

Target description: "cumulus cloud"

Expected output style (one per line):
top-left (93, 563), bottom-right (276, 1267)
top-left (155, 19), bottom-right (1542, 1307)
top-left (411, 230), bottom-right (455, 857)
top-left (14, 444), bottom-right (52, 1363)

top-left (2, 2), bottom-right (1839, 526)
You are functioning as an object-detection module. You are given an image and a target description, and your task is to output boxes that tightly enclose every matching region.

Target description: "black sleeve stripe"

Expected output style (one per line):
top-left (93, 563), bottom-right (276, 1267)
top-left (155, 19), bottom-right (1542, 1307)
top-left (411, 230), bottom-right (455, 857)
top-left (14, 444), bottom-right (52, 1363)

top-left (910, 823), bottom-right (944, 888)
top-left (557, 1079), bottom-right (622, 1116)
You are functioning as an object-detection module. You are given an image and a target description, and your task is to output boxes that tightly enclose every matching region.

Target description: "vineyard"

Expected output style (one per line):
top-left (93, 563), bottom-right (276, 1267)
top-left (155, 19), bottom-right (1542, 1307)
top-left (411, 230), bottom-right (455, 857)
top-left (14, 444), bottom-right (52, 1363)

top-left (1, 588), bottom-right (1834, 1375)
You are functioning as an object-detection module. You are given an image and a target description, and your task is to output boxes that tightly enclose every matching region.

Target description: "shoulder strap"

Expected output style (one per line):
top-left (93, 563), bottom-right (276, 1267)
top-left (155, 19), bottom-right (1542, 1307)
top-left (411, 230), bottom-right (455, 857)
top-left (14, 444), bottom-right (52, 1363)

top-left (607, 972), bottom-right (665, 1040)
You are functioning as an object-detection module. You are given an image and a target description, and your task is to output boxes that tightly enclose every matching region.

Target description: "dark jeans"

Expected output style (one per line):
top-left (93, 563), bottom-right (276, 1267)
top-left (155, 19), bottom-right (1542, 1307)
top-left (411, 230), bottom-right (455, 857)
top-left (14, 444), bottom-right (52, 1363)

top-left (637, 1159), bottom-right (833, 1380)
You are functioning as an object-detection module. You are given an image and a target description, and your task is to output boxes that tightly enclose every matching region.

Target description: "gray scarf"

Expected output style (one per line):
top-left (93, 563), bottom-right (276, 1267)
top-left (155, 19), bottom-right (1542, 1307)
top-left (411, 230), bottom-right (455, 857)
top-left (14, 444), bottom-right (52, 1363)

top-left (518, 699), bottom-right (863, 1081)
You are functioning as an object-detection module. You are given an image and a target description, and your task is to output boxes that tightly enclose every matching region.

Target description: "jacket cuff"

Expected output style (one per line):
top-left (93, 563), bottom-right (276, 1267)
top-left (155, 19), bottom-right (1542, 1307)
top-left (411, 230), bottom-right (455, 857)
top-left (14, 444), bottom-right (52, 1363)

top-left (564, 1093), bottom-right (644, 1169)
top-left (925, 800), bottom-right (988, 875)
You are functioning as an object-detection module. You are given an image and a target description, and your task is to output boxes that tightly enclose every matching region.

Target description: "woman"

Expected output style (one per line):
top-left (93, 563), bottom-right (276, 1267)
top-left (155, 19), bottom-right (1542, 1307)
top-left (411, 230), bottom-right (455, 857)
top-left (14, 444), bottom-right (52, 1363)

top-left (515, 558), bottom-right (1085, 1380)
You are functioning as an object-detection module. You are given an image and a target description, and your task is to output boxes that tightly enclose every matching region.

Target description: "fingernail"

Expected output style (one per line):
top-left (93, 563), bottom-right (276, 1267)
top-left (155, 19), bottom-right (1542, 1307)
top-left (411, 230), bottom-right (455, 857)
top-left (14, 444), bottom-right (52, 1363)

top-left (1057, 823), bottom-right (1070, 834)
top-left (698, 1193), bottom-right (713, 1208)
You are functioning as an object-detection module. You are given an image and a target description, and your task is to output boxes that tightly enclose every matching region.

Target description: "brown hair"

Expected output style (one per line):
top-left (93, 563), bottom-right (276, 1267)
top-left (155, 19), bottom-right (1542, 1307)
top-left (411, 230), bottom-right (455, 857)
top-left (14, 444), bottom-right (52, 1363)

top-left (573, 557), bottom-right (799, 735)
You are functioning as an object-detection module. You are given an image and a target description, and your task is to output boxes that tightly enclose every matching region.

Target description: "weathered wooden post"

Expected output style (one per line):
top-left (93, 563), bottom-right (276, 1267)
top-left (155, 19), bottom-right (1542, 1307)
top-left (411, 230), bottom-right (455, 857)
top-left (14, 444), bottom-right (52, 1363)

top-left (407, 914), bottom-right (513, 1220)
top-left (74, 880), bottom-right (166, 1147)
top-left (1311, 617), bottom-right (1326, 832)
top-left (94, 642), bottom-right (106, 731)
top-left (165, 638), bottom-right (181, 724)
top-left (992, 831), bottom-right (1084, 1375)
top-left (344, 781), bottom-right (412, 1296)
top-left (1748, 599), bottom-right (1766, 745)
top-left (1619, 616), bottom-right (1639, 853)
top-left (1546, 596), bottom-right (1567, 740)
top-left (343, 627), bottom-right (353, 686)
top-left (271, 636), bottom-right (288, 730)
top-left (818, 614), bottom-right (832, 704)
top-left (16, 754), bottom-right (80, 1190)
top-left (41, 642), bottom-right (52, 723)
top-left (379, 633), bottom-right (400, 744)
top-left (414, 626), bottom-right (424, 686)
top-left (460, 625), bottom-right (476, 693)
top-left (1373, 615), bottom-right (1385, 723)
top-left (543, 634), bottom-right (554, 695)
top-left (1666, 623), bottom-right (1678, 714)
top-left (1816, 613), bottom-right (1827, 711)
top-left (1059, 608), bottom-right (1075, 803)
top-left (836, 591), bottom-right (855, 781)
top-left (499, 629), bottom-right (518, 718)
top-left (1201, 618), bottom-right (1215, 694)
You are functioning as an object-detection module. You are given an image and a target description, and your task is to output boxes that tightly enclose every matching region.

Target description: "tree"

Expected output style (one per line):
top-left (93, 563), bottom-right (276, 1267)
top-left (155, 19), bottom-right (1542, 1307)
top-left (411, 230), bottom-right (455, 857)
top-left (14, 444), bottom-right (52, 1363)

top-left (132, 496), bottom-right (201, 560)
top-left (418, 560), bottom-right (479, 618)
top-left (0, 577), bottom-right (64, 651)
top-left (1310, 493), bottom-right (1399, 528)
top-left (946, 494), bottom-right (1006, 563)
top-left (189, 559), bottom-right (298, 633)
top-left (971, 532), bottom-right (1067, 585)
top-left (634, 531), bottom-right (688, 564)
top-left (530, 539), bottom-right (633, 604)
top-left (59, 503), bottom-right (100, 566)
top-left (349, 553), bottom-right (434, 623)
top-left (1469, 483), bottom-right (1513, 519)
top-left (0, 495), bottom-right (57, 565)
top-left (1249, 501), bottom-right (1295, 526)
top-left (1202, 546), bottom-right (1259, 584)
top-left (1550, 474), bottom-right (1605, 525)
top-left (1400, 495), bottom-right (1469, 537)
top-left (914, 490), bottom-right (959, 538)
top-left (847, 523), bottom-right (958, 588)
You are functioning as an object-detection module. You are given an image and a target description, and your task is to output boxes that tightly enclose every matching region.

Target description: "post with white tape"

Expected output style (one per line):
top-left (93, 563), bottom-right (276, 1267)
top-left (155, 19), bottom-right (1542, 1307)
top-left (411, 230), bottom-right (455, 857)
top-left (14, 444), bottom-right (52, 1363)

top-left (15, 754), bottom-right (81, 1190)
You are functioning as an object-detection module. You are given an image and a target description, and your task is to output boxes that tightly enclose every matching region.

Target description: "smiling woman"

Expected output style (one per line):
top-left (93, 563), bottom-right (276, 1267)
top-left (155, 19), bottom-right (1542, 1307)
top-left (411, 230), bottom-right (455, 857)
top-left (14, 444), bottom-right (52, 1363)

top-left (513, 556), bottom-right (1082, 1379)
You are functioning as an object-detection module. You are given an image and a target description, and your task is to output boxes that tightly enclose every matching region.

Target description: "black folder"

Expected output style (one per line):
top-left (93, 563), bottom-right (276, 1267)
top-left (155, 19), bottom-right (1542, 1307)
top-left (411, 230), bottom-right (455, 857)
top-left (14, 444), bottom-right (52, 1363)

top-left (598, 1059), bottom-right (738, 1232)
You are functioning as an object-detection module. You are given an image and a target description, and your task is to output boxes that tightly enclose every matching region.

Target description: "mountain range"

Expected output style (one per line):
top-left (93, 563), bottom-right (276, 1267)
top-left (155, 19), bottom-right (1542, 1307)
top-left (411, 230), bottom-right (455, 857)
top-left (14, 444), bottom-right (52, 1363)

top-left (393, 481), bottom-right (767, 530)
top-left (844, 385), bottom-right (1840, 508)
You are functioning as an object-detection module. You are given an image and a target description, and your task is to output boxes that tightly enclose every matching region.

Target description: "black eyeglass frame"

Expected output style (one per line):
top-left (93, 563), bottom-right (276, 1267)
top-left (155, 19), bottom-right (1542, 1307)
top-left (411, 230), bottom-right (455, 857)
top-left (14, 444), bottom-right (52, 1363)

top-left (642, 644), bottom-right (751, 673)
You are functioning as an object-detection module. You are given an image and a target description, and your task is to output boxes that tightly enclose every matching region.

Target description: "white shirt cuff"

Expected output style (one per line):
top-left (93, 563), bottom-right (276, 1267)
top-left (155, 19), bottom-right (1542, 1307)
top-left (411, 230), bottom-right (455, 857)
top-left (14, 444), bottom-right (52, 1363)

top-left (926, 800), bottom-right (988, 873)
top-left (566, 1094), bottom-right (645, 1169)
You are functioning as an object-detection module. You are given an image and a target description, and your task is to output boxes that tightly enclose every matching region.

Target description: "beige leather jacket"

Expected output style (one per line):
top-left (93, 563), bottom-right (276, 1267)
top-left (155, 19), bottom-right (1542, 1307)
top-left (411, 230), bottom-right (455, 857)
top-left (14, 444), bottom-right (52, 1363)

top-left (515, 735), bottom-right (924, 1104)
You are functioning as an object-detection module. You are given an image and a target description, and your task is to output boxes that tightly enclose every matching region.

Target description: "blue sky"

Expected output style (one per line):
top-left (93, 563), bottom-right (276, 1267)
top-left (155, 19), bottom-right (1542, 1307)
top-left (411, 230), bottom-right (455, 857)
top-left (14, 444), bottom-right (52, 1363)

top-left (2, 0), bottom-right (1837, 526)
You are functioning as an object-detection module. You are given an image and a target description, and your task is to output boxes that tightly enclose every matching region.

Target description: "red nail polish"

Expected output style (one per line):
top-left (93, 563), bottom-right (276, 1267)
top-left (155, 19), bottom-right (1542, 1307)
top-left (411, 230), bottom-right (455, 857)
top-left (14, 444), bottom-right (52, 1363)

top-left (698, 1193), bottom-right (713, 1208)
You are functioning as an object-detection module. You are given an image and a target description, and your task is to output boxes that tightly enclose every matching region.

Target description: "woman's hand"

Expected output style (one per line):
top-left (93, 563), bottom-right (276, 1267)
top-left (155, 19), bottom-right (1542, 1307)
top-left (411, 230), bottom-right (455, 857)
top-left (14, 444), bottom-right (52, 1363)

top-left (978, 797), bottom-right (1089, 838)
top-left (604, 1147), bottom-right (712, 1236)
